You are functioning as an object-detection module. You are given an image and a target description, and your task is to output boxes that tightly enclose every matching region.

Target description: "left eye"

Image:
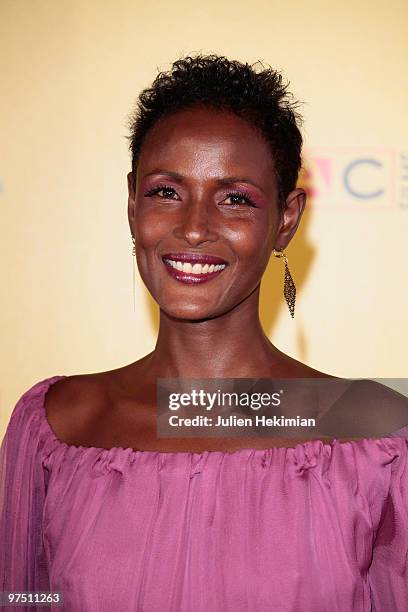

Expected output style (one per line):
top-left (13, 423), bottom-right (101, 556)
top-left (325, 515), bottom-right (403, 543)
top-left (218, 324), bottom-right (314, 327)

top-left (144, 185), bottom-right (181, 200)
top-left (223, 192), bottom-right (256, 207)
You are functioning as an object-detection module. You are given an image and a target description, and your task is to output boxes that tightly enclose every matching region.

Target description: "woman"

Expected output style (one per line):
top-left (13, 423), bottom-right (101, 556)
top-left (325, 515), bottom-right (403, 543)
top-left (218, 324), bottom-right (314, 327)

top-left (1, 54), bottom-right (408, 611)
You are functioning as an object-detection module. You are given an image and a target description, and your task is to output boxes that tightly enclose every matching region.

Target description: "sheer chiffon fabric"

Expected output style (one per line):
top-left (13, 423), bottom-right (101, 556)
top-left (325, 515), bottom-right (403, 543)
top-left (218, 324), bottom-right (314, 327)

top-left (0, 375), bottom-right (407, 611)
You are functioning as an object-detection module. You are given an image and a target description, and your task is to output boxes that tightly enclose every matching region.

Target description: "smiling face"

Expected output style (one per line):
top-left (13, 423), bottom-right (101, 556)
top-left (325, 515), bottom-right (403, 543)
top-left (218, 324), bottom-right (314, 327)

top-left (128, 105), bottom-right (305, 321)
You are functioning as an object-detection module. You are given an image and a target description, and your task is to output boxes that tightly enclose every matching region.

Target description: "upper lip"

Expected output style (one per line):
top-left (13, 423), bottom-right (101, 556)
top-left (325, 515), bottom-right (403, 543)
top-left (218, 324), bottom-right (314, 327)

top-left (161, 252), bottom-right (228, 265)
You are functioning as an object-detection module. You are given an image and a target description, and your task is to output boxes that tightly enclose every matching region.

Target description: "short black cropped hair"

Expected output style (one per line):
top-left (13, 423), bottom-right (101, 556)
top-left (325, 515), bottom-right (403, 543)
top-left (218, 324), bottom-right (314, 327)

top-left (127, 54), bottom-right (303, 210)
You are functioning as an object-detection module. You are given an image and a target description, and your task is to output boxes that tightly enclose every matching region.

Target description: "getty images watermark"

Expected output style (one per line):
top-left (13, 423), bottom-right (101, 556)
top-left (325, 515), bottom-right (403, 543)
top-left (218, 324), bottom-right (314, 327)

top-left (156, 378), bottom-right (408, 439)
top-left (165, 387), bottom-right (313, 429)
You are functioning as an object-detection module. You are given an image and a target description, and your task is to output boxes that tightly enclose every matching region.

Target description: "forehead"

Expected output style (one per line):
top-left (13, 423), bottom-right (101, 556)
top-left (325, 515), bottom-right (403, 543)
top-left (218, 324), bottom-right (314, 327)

top-left (137, 106), bottom-right (276, 187)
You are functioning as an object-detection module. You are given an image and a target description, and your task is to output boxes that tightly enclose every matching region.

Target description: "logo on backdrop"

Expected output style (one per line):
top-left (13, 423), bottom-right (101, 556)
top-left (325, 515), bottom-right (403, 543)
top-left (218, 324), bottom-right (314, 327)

top-left (1, 150), bottom-right (407, 208)
top-left (299, 149), bottom-right (408, 210)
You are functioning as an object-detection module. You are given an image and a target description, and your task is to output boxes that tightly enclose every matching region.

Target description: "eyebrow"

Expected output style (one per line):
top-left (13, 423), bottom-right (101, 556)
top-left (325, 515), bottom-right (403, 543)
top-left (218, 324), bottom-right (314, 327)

top-left (143, 170), bottom-right (266, 195)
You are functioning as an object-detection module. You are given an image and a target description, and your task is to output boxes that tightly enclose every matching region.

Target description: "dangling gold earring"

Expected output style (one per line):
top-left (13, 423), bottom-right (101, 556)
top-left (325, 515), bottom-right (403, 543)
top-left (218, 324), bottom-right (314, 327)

top-left (131, 235), bottom-right (136, 312)
top-left (272, 249), bottom-right (296, 319)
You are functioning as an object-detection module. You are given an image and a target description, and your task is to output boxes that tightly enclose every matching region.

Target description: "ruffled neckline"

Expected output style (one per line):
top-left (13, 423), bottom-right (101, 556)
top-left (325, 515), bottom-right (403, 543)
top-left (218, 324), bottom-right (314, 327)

top-left (36, 374), bottom-right (407, 460)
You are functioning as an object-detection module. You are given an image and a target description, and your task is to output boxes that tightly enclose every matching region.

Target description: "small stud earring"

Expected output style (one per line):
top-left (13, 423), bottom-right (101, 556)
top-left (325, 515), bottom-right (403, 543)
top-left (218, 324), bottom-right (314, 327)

top-left (273, 248), bottom-right (296, 319)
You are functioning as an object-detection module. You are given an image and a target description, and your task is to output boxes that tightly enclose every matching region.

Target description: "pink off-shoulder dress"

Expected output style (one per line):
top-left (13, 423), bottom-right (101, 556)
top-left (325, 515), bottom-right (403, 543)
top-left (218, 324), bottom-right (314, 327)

top-left (1, 375), bottom-right (408, 611)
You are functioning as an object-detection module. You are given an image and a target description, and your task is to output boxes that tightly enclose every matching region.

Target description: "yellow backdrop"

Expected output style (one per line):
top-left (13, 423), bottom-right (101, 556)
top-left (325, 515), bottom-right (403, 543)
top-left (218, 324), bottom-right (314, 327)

top-left (1, 0), bottom-right (407, 435)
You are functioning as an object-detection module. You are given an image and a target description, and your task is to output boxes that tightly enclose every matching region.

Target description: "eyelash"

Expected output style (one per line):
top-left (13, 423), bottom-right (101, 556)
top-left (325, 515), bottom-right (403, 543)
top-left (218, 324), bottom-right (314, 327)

top-left (144, 184), bottom-right (257, 207)
top-left (144, 184), bottom-right (178, 198)
top-left (225, 191), bottom-right (257, 207)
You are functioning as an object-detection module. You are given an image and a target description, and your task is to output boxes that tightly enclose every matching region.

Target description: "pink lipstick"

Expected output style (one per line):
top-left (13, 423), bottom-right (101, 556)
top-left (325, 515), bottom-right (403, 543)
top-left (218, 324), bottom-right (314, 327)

top-left (161, 252), bottom-right (228, 284)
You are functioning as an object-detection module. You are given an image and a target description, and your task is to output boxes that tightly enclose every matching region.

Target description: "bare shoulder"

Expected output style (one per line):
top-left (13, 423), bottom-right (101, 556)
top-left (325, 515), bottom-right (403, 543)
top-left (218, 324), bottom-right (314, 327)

top-left (44, 373), bottom-right (110, 444)
top-left (317, 378), bottom-right (408, 437)
top-left (271, 350), bottom-right (408, 436)
top-left (353, 379), bottom-right (408, 432)
top-left (270, 351), bottom-right (337, 379)
top-left (44, 357), bottom-right (152, 444)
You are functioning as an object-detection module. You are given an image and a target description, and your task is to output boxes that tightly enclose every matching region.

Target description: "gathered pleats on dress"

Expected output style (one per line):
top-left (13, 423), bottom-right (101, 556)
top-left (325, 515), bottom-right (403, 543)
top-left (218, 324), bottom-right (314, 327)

top-left (0, 375), bottom-right (407, 611)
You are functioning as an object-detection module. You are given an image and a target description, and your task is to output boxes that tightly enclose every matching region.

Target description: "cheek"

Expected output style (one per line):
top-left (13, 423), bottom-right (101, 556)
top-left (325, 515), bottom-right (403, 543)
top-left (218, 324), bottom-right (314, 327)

top-left (134, 208), bottom-right (168, 250)
top-left (133, 210), bottom-right (167, 285)
top-left (226, 221), bottom-right (273, 267)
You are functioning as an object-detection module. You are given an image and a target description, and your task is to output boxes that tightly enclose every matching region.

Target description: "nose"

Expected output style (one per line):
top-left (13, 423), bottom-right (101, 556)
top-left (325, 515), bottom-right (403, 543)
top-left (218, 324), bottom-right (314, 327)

top-left (173, 198), bottom-right (218, 247)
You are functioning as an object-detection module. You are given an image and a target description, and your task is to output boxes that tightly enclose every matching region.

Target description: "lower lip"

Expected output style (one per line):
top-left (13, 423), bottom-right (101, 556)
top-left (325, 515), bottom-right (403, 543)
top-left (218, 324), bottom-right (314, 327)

top-left (162, 260), bottom-right (227, 284)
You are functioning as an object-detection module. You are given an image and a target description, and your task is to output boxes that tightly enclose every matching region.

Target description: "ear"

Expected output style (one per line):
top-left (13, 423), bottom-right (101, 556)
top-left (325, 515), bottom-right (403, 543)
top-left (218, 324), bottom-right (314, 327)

top-left (127, 171), bottom-right (136, 234)
top-left (274, 188), bottom-right (307, 251)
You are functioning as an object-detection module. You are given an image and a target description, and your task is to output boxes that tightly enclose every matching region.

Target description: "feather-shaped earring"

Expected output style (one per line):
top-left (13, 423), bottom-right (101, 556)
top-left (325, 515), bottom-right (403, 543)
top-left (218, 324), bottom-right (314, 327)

top-left (272, 249), bottom-right (296, 319)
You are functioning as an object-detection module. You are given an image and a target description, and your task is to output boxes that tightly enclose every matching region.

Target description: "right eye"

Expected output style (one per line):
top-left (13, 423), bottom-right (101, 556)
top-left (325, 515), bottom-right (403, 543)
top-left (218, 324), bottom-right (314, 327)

top-left (144, 185), bottom-right (181, 200)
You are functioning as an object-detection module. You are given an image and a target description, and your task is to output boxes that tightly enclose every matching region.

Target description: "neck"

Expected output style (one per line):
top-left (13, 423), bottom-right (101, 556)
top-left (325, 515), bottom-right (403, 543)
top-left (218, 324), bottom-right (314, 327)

top-left (147, 285), bottom-right (283, 378)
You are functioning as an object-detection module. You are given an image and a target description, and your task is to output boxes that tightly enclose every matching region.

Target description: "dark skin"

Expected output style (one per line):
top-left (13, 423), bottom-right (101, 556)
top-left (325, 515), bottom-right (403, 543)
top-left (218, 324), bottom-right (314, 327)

top-left (129, 105), bottom-right (311, 378)
top-left (46, 105), bottom-right (389, 452)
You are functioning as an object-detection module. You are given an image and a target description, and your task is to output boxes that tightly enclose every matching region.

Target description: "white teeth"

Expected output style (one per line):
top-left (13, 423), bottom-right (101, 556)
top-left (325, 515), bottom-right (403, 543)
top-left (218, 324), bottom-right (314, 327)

top-left (164, 258), bottom-right (226, 275)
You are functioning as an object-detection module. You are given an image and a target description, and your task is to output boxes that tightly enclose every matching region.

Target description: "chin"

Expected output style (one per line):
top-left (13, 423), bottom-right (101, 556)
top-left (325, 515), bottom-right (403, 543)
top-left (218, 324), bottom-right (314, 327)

top-left (160, 302), bottom-right (220, 322)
